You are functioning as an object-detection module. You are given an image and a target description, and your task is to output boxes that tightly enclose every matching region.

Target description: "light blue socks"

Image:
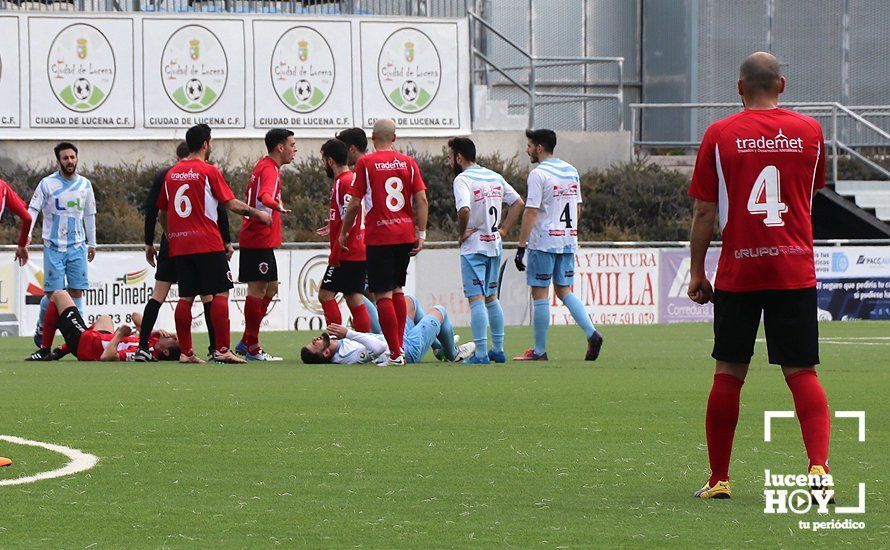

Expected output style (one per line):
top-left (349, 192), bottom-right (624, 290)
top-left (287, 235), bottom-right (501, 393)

top-left (434, 306), bottom-right (457, 361)
top-left (486, 299), bottom-right (505, 354)
top-left (363, 295), bottom-right (382, 334)
top-left (533, 298), bottom-right (550, 355)
top-left (470, 299), bottom-right (489, 358)
top-left (561, 293), bottom-right (596, 339)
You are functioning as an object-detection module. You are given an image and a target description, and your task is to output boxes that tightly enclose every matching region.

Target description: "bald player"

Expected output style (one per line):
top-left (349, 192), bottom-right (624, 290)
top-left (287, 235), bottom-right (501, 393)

top-left (688, 52), bottom-right (832, 501)
top-left (339, 119), bottom-right (428, 365)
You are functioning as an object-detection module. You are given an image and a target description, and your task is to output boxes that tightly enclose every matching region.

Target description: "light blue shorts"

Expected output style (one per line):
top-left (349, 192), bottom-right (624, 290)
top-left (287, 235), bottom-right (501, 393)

top-left (460, 253), bottom-right (501, 298)
top-left (44, 245), bottom-right (89, 292)
top-left (403, 308), bottom-right (443, 363)
top-left (527, 250), bottom-right (575, 287)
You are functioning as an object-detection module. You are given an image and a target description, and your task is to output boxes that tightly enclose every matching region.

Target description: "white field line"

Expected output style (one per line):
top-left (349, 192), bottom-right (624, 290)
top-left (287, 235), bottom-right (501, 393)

top-left (756, 337), bottom-right (890, 346)
top-left (0, 435), bottom-right (99, 486)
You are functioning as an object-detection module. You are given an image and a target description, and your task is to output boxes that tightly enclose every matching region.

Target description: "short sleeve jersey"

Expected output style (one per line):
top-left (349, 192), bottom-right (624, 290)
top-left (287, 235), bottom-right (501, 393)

top-left (453, 165), bottom-right (521, 257)
top-left (328, 170), bottom-right (366, 264)
top-left (239, 156), bottom-right (282, 249)
top-left (689, 108), bottom-right (825, 292)
top-left (157, 159), bottom-right (235, 257)
top-left (348, 150), bottom-right (426, 246)
top-left (28, 172), bottom-right (97, 252)
top-left (525, 158), bottom-right (582, 253)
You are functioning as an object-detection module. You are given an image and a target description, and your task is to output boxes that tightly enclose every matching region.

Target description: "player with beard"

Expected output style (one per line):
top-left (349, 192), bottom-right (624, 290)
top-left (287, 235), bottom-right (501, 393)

top-left (157, 124), bottom-right (272, 364)
top-left (134, 141), bottom-right (234, 362)
top-left (26, 142), bottom-right (97, 360)
top-left (234, 128), bottom-right (296, 361)
top-left (317, 139), bottom-right (372, 332)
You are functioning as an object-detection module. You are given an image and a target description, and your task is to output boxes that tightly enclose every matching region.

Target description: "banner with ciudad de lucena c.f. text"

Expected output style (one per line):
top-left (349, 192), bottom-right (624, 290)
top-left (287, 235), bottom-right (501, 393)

top-left (1, 246), bottom-right (886, 338)
top-left (0, 13), bottom-right (470, 139)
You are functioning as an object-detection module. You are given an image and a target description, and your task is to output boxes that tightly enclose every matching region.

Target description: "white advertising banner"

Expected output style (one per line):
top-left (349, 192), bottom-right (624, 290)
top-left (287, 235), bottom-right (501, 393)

top-left (28, 17), bottom-right (135, 129)
top-left (252, 20), bottom-right (355, 130)
top-left (0, 16), bottom-right (21, 128)
top-left (142, 19), bottom-right (246, 129)
top-left (358, 21), bottom-right (466, 130)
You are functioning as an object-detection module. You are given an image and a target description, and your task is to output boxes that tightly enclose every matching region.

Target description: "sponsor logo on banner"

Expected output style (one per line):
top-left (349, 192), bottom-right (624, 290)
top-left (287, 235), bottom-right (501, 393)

top-left (377, 27), bottom-right (440, 113)
top-left (271, 27), bottom-right (335, 114)
top-left (297, 254), bottom-right (328, 315)
top-left (831, 252), bottom-right (849, 273)
top-left (161, 25), bottom-right (228, 113)
top-left (47, 24), bottom-right (116, 113)
top-left (658, 248), bottom-right (719, 323)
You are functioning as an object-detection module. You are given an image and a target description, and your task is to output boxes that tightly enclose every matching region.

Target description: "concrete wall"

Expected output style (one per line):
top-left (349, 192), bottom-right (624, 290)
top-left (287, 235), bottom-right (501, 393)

top-left (0, 131), bottom-right (630, 173)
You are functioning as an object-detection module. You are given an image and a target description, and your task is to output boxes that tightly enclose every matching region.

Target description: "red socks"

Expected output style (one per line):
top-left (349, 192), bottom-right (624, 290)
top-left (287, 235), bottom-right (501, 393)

top-left (42, 301), bottom-right (59, 349)
top-left (349, 303), bottom-right (371, 333)
top-left (786, 369), bottom-right (831, 471)
top-left (392, 292), bottom-right (407, 352)
top-left (321, 299), bottom-right (342, 326)
top-left (175, 299), bottom-right (194, 356)
top-left (262, 296), bottom-right (273, 315)
top-left (210, 295), bottom-right (230, 353)
top-left (376, 297), bottom-right (400, 359)
top-left (706, 373), bottom-right (744, 486)
top-left (242, 295), bottom-right (264, 354)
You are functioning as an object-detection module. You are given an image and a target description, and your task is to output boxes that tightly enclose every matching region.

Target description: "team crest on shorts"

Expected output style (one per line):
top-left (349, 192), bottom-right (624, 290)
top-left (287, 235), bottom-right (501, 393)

top-left (259, 262), bottom-right (270, 275)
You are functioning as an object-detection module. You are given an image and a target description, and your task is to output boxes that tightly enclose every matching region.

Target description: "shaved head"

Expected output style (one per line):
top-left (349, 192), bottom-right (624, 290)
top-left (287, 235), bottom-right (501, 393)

top-left (372, 118), bottom-right (396, 143)
top-left (739, 51), bottom-right (782, 95)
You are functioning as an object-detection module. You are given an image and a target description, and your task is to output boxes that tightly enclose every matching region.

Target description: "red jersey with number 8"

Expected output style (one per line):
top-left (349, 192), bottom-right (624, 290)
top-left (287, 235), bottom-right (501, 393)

top-left (157, 158), bottom-right (235, 257)
top-left (348, 150), bottom-right (426, 246)
top-left (689, 108), bottom-right (825, 292)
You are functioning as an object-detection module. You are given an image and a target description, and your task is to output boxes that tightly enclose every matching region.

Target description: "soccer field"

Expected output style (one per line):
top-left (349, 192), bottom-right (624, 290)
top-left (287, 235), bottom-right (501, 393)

top-left (0, 322), bottom-right (887, 548)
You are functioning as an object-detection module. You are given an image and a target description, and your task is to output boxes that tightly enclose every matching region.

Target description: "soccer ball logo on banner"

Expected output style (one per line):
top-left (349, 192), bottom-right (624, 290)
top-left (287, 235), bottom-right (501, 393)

top-left (161, 25), bottom-right (228, 113)
top-left (271, 27), bottom-right (335, 114)
top-left (378, 27), bottom-right (441, 113)
top-left (47, 23), bottom-right (116, 113)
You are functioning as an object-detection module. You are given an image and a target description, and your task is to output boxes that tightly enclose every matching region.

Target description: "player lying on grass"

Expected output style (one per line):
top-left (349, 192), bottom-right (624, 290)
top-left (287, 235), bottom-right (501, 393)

top-left (300, 300), bottom-right (473, 365)
top-left (25, 290), bottom-right (180, 362)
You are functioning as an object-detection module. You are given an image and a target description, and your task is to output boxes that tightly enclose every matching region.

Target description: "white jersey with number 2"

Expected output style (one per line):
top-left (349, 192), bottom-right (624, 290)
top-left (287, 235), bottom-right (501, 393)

top-left (525, 158), bottom-right (582, 253)
top-left (453, 165), bottom-right (521, 257)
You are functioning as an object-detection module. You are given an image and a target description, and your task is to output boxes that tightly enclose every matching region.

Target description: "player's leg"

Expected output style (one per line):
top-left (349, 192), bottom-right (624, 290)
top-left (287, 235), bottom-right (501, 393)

top-left (32, 290), bottom-right (88, 362)
top-left (205, 251), bottom-right (242, 364)
top-left (345, 293), bottom-right (371, 332)
top-left (26, 288), bottom-right (66, 360)
top-left (172, 254), bottom-right (203, 363)
top-left (340, 261), bottom-right (370, 332)
top-left (241, 280), bottom-right (269, 354)
top-left (66, 245), bottom-right (89, 314)
top-left (90, 315), bottom-right (115, 333)
top-left (483, 255), bottom-right (506, 363)
top-left (403, 306), bottom-right (452, 363)
top-left (35, 248), bottom-right (66, 345)
top-left (363, 294), bottom-right (381, 334)
top-left (367, 245), bottom-right (401, 361)
top-left (695, 289), bottom-right (761, 499)
top-left (391, 243), bottom-right (414, 356)
top-left (462, 254), bottom-right (490, 364)
top-left (553, 253), bottom-right (602, 361)
top-left (318, 266), bottom-right (343, 326)
top-left (136, 281), bottom-right (171, 361)
top-left (515, 250), bottom-right (553, 361)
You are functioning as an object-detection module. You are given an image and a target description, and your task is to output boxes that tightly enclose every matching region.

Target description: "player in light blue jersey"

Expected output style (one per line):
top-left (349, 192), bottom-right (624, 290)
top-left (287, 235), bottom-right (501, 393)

top-left (513, 129), bottom-right (603, 362)
top-left (449, 137), bottom-right (524, 364)
top-left (27, 142), bottom-right (97, 351)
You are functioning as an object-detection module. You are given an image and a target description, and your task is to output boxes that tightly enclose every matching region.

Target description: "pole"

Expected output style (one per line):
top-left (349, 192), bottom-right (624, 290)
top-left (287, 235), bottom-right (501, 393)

top-left (528, 0), bottom-right (535, 128)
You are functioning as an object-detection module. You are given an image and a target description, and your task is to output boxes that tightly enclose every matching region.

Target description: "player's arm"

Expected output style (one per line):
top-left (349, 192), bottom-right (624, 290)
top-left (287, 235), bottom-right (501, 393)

top-left (224, 198), bottom-right (272, 226)
top-left (499, 196), bottom-right (525, 238)
top-left (131, 312), bottom-right (143, 332)
top-left (338, 196), bottom-right (360, 252)
top-left (216, 203), bottom-right (234, 260)
top-left (100, 325), bottom-right (133, 362)
top-left (158, 210), bottom-right (168, 232)
top-left (144, 171), bottom-right (165, 266)
top-left (411, 189), bottom-right (429, 255)
top-left (456, 207), bottom-right (474, 244)
top-left (328, 323), bottom-right (388, 360)
top-left (27, 180), bottom-right (46, 242)
top-left (6, 187), bottom-right (32, 265)
top-left (257, 166), bottom-right (290, 213)
top-left (84, 184), bottom-right (97, 262)
top-left (688, 199), bottom-right (717, 304)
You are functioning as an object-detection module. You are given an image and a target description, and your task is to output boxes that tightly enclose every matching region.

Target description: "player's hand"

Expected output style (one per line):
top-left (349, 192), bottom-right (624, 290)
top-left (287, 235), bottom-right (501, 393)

top-left (256, 211), bottom-right (273, 226)
top-left (277, 204), bottom-right (292, 214)
top-left (14, 246), bottom-right (28, 266)
top-left (687, 275), bottom-right (714, 304)
top-left (338, 232), bottom-right (349, 253)
top-left (156, 329), bottom-right (174, 339)
top-left (514, 246), bottom-right (526, 272)
top-left (116, 325), bottom-right (133, 338)
top-left (316, 226), bottom-right (330, 237)
top-left (87, 247), bottom-right (96, 262)
top-left (411, 238), bottom-right (425, 256)
top-left (225, 243), bottom-right (235, 261)
top-left (458, 227), bottom-right (477, 245)
top-left (327, 323), bottom-right (349, 339)
top-left (145, 245), bottom-right (157, 267)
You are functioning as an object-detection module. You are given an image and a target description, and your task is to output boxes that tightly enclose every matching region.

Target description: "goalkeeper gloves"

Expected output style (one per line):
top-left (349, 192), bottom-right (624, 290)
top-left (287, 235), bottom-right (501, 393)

top-left (515, 246), bottom-right (526, 272)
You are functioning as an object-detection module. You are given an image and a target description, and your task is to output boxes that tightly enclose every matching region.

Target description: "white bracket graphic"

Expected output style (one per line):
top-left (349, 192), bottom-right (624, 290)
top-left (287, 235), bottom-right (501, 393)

top-left (836, 483), bottom-right (867, 514)
top-left (764, 411), bottom-right (795, 442)
top-left (835, 411), bottom-right (866, 442)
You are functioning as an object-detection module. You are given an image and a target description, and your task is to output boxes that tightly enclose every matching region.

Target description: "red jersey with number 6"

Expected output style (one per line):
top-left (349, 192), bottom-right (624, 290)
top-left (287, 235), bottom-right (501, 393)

top-left (689, 108), bottom-right (825, 292)
top-left (239, 156), bottom-right (282, 249)
top-left (157, 158), bottom-right (235, 257)
top-left (328, 170), bottom-right (365, 265)
top-left (348, 150), bottom-right (426, 246)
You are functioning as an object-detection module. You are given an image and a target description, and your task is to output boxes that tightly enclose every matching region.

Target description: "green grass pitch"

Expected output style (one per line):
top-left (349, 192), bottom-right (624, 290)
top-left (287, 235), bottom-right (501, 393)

top-left (1, 322), bottom-right (887, 548)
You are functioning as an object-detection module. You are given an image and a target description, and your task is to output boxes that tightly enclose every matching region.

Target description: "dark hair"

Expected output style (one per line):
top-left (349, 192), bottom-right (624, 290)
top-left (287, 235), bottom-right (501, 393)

top-left (320, 139), bottom-right (348, 167)
top-left (265, 128), bottom-right (295, 153)
top-left (525, 129), bottom-right (557, 153)
top-left (300, 346), bottom-right (329, 364)
top-left (54, 142), bottom-right (78, 161)
top-left (163, 345), bottom-right (181, 362)
top-left (185, 124), bottom-right (212, 153)
top-left (447, 137), bottom-right (476, 163)
top-left (335, 127), bottom-right (368, 153)
top-left (175, 141), bottom-right (190, 160)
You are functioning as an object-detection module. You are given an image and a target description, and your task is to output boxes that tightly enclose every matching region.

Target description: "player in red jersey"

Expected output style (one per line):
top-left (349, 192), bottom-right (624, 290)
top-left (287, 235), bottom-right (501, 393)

top-left (28, 289), bottom-right (181, 362)
top-left (316, 139), bottom-right (372, 332)
top-left (687, 53), bottom-right (831, 500)
top-left (234, 128), bottom-right (296, 361)
top-left (157, 124), bottom-right (272, 364)
top-left (339, 119), bottom-right (428, 365)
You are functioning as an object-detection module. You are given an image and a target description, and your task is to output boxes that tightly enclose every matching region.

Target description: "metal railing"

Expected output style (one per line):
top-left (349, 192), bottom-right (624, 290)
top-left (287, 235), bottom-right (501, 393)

top-left (630, 102), bottom-right (890, 183)
top-left (0, 0), bottom-right (467, 15)
top-left (466, 4), bottom-right (624, 130)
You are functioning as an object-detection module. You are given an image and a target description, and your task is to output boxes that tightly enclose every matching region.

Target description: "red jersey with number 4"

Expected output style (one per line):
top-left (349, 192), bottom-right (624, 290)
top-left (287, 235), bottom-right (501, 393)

top-left (158, 159), bottom-right (235, 257)
top-left (689, 108), bottom-right (825, 292)
top-left (329, 170), bottom-right (365, 264)
top-left (239, 156), bottom-right (282, 249)
top-left (348, 150), bottom-right (426, 246)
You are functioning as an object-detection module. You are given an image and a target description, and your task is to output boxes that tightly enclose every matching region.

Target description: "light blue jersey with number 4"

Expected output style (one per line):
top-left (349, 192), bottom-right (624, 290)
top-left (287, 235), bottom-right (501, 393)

top-left (525, 158), bottom-right (581, 253)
